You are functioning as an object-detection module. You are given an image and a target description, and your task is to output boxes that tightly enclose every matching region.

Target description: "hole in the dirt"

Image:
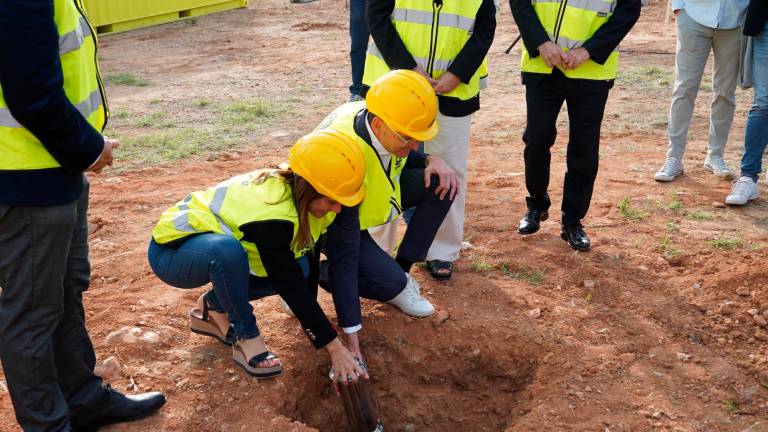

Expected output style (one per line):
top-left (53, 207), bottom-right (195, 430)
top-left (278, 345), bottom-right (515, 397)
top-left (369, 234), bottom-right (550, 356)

top-left (279, 322), bottom-right (541, 432)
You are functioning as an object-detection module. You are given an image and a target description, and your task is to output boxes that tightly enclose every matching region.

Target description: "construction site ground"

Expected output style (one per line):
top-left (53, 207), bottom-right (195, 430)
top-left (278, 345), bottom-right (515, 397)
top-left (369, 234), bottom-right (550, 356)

top-left (2, 1), bottom-right (768, 431)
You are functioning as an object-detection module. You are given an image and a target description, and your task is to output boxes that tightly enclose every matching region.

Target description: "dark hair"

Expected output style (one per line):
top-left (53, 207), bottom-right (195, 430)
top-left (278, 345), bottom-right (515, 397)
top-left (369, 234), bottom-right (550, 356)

top-left (256, 169), bottom-right (322, 251)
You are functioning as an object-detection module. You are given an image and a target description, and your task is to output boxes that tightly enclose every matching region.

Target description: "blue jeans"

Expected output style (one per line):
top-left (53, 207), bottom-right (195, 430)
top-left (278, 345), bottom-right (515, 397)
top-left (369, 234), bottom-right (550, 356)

top-left (349, 0), bottom-right (369, 96)
top-left (148, 234), bottom-right (309, 339)
top-left (740, 23), bottom-right (768, 182)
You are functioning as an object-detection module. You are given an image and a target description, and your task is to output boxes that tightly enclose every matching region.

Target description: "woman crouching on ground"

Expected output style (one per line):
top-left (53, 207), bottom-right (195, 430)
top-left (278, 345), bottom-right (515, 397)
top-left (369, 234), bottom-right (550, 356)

top-left (147, 130), bottom-right (368, 381)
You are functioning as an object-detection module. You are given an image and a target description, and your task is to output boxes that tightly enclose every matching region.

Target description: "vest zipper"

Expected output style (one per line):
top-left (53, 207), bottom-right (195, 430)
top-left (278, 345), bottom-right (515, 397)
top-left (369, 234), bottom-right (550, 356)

top-left (553, 0), bottom-right (569, 47)
top-left (73, 0), bottom-right (109, 129)
top-left (428, 0), bottom-right (443, 75)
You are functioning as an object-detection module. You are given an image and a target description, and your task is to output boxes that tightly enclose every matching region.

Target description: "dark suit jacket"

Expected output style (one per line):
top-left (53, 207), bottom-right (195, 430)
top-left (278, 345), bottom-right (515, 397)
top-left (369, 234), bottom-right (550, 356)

top-left (744, 0), bottom-right (768, 36)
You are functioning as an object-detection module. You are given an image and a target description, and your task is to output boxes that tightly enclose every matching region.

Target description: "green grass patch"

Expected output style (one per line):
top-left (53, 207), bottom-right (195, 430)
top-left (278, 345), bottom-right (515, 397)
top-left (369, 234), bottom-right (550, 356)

top-left (111, 110), bottom-right (131, 119)
top-left (118, 127), bottom-right (225, 165)
top-left (666, 220), bottom-right (679, 231)
top-left (618, 197), bottom-right (646, 221)
top-left (135, 112), bottom-right (174, 129)
top-left (192, 98), bottom-right (212, 108)
top-left (616, 65), bottom-right (672, 92)
top-left (708, 237), bottom-right (743, 249)
top-left (104, 72), bottom-right (149, 86)
top-left (500, 262), bottom-right (544, 284)
top-left (666, 196), bottom-right (685, 212)
top-left (723, 399), bottom-right (739, 414)
top-left (470, 258), bottom-right (495, 273)
top-left (688, 210), bottom-right (714, 221)
top-left (222, 100), bottom-right (271, 124)
top-left (748, 242), bottom-right (768, 251)
top-left (660, 234), bottom-right (680, 257)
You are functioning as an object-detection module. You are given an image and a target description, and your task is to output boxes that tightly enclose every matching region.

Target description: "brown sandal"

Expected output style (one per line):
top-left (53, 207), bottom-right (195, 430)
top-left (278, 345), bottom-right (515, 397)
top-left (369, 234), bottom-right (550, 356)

top-left (189, 293), bottom-right (234, 345)
top-left (232, 338), bottom-right (282, 379)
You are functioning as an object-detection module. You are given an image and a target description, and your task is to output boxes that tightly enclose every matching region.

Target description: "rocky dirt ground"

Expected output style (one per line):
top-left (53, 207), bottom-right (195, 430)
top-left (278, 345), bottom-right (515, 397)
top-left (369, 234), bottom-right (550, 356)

top-left (2, 0), bottom-right (768, 431)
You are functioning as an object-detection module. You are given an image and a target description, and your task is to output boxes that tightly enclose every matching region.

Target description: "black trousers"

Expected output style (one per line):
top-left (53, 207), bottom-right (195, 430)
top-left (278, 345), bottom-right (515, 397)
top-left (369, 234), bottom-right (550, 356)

top-left (522, 70), bottom-right (612, 225)
top-left (0, 177), bottom-right (104, 431)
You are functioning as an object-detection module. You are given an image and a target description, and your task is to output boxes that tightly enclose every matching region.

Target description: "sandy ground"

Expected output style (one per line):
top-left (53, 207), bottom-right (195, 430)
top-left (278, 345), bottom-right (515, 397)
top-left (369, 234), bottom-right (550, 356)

top-left (2, 0), bottom-right (768, 431)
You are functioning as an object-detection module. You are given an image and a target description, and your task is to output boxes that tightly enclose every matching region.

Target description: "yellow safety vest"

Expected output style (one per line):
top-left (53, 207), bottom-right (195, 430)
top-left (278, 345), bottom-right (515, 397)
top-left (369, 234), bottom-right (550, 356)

top-left (521, 0), bottom-right (619, 80)
top-left (0, 0), bottom-right (108, 171)
top-left (315, 102), bottom-right (406, 230)
top-left (151, 173), bottom-right (336, 277)
top-left (363, 0), bottom-right (487, 100)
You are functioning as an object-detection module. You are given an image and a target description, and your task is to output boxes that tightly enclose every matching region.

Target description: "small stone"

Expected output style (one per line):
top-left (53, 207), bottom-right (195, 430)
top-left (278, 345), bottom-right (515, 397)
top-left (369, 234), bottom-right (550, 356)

top-left (122, 333), bottom-right (138, 344)
top-left (748, 309), bottom-right (760, 316)
top-left (754, 315), bottom-right (768, 327)
top-left (220, 152), bottom-right (240, 161)
top-left (637, 410), bottom-right (652, 418)
top-left (737, 287), bottom-right (751, 296)
top-left (763, 310), bottom-right (768, 319)
top-left (712, 201), bottom-right (726, 208)
top-left (583, 280), bottom-right (596, 289)
top-left (639, 265), bottom-right (649, 271)
top-left (718, 301), bottom-right (738, 316)
top-left (436, 310), bottom-right (450, 324)
top-left (104, 177), bottom-right (122, 184)
top-left (196, 404), bottom-right (210, 413)
top-left (755, 332), bottom-right (768, 342)
top-left (269, 130), bottom-right (291, 138)
top-left (527, 308), bottom-right (542, 319)
top-left (461, 241), bottom-right (474, 250)
top-left (175, 378), bottom-right (190, 389)
top-left (139, 332), bottom-right (160, 344)
top-left (106, 327), bottom-right (132, 345)
top-left (94, 356), bottom-right (122, 380)
top-left (676, 352), bottom-right (691, 362)
top-left (87, 223), bottom-right (100, 236)
top-left (0, 380), bottom-right (7, 393)
top-left (652, 411), bottom-right (663, 419)
top-left (619, 353), bottom-right (636, 365)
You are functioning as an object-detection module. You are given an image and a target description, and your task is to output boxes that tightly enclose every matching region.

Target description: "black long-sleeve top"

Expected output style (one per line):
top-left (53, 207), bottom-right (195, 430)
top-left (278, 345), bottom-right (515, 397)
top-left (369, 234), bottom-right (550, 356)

top-left (509, 0), bottom-right (641, 81)
top-left (744, 0), bottom-right (768, 36)
top-left (240, 221), bottom-right (337, 350)
top-left (0, 0), bottom-right (105, 206)
top-left (364, 0), bottom-right (497, 117)
top-left (325, 109), bottom-right (427, 332)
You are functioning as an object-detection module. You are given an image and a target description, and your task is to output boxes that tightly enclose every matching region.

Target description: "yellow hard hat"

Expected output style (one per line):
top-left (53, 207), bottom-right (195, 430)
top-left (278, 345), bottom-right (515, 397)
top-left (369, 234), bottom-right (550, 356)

top-left (289, 130), bottom-right (366, 207)
top-left (366, 69), bottom-right (439, 142)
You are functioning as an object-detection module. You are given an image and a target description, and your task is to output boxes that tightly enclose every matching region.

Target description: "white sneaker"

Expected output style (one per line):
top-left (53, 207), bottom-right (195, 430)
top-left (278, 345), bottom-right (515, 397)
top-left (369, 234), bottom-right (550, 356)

top-left (387, 274), bottom-right (435, 317)
top-left (654, 157), bottom-right (684, 182)
top-left (725, 176), bottom-right (759, 205)
top-left (704, 156), bottom-right (734, 179)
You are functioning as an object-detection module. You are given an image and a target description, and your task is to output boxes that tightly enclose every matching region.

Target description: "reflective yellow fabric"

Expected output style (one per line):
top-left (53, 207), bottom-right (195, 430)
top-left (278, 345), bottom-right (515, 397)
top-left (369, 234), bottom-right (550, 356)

top-left (363, 0), bottom-right (486, 100)
top-left (315, 102), bottom-right (406, 230)
top-left (151, 173), bottom-right (336, 277)
top-left (521, 0), bottom-right (619, 80)
top-left (0, 0), bottom-right (107, 170)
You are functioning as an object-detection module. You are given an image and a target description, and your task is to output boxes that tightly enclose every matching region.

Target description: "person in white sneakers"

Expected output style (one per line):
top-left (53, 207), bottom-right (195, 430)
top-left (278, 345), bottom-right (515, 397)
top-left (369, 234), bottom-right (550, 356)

top-left (725, 1), bottom-right (768, 206)
top-left (655, 0), bottom-right (749, 182)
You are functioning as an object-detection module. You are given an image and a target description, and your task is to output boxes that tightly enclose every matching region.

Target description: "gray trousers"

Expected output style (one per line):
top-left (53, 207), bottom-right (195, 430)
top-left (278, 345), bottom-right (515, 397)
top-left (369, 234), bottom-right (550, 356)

top-left (667, 9), bottom-right (741, 160)
top-left (0, 177), bottom-right (104, 432)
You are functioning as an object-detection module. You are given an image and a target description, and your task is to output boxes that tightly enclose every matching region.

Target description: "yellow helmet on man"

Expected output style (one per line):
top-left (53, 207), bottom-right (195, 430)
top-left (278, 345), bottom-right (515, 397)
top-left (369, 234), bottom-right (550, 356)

top-left (365, 69), bottom-right (439, 142)
top-left (289, 130), bottom-right (366, 207)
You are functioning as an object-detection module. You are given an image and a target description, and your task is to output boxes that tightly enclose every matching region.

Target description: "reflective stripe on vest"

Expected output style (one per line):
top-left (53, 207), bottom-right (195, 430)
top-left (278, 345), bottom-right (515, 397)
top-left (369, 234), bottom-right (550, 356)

top-left (521, 0), bottom-right (619, 80)
top-left (152, 173), bottom-right (336, 277)
top-left (362, 0), bottom-right (487, 101)
top-left (0, 0), bottom-right (107, 171)
top-left (314, 102), bottom-right (406, 230)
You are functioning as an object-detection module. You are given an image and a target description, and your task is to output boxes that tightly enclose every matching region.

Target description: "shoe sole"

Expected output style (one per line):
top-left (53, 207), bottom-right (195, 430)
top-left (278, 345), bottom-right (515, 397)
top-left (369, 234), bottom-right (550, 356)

top-left (703, 164), bottom-right (734, 179)
top-left (725, 193), bottom-right (759, 206)
top-left (518, 212), bottom-right (549, 235)
top-left (654, 171), bottom-right (683, 182)
top-left (232, 348), bottom-right (282, 379)
top-left (190, 312), bottom-right (232, 346)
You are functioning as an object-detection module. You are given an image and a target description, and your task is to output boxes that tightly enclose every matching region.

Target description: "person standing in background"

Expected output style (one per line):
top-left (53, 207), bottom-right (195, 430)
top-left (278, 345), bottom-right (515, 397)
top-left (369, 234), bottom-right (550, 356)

top-left (349, 0), bottom-right (370, 101)
top-left (725, 0), bottom-right (768, 205)
top-left (654, 0), bottom-right (750, 182)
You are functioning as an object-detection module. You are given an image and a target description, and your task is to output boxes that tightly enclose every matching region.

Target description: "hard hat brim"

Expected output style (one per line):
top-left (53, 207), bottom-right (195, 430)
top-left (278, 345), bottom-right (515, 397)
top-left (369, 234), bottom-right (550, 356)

top-left (405, 120), bottom-right (440, 143)
top-left (333, 184), bottom-right (366, 207)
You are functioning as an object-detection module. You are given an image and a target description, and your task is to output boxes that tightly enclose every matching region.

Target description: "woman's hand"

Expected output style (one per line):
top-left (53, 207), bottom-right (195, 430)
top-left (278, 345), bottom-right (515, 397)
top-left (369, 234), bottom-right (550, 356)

top-left (326, 338), bottom-right (369, 396)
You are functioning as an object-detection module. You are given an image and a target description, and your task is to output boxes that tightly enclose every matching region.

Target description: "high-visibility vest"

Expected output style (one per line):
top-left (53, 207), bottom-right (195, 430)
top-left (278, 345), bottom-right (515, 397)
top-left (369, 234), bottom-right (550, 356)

top-left (151, 173), bottom-right (336, 277)
top-left (363, 0), bottom-right (487, 100)
top-left (0, 0), bottom-right (108, 171)
top-left (521, 0), bottom-right (619, 80)
top-left (315, 102), bottom-right (406, 230)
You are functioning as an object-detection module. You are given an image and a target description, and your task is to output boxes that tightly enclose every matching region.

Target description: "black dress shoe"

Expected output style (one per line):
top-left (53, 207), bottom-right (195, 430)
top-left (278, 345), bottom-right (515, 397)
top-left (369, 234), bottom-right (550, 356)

top-left (560, 223), bottom-right (591, 251)
top-left (518, 209), bottom-right (549, 234)
top-left (72, 385), bottom-right (166, 432)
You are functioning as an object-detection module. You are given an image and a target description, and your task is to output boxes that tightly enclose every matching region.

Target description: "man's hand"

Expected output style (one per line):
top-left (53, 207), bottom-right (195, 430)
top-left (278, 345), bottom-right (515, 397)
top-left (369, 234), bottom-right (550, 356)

top-left (345, 331), bottom-right (362, 359)
top-left (433, 71), bottom-right (461, 94)
top-left (424, 155), bottom-right (459, 200)
top-left (87, 136), bottom-right (119, 174)
top-left (412, 65), bottom-right (438, 86)
top-left (537, 41), bottom-right (565, 68)
top-left (562, 47), bottom-right (590, 70)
